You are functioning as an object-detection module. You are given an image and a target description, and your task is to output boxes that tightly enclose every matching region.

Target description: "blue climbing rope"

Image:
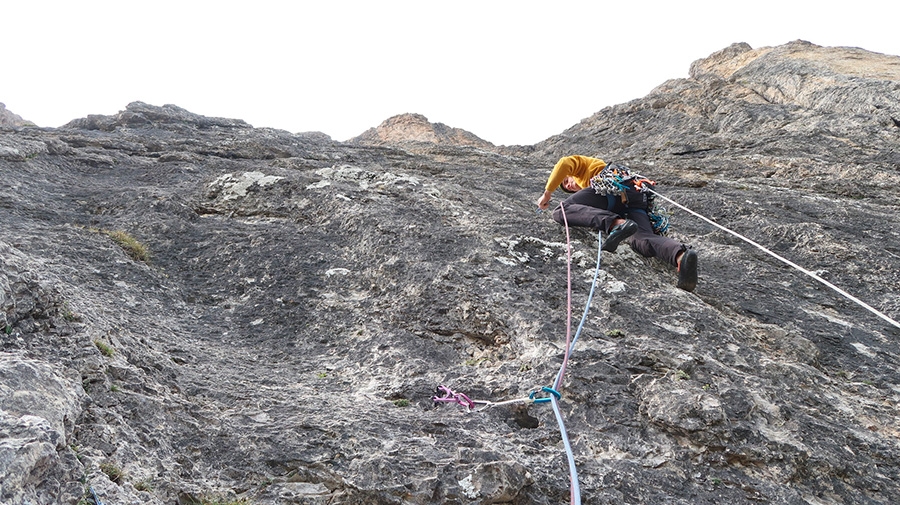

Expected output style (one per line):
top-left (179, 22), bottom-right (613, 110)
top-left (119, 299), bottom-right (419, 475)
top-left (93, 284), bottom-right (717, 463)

top-left (90, 487), bottom-right (104, 505)
top-left (432, 204), bottom-right (605, 505)
top-left (554, 222), bottom-right (603, 392)
top-left (544, 203), bottom-right (604, 505)
top-left (551, 393), bottom-right (581, 504)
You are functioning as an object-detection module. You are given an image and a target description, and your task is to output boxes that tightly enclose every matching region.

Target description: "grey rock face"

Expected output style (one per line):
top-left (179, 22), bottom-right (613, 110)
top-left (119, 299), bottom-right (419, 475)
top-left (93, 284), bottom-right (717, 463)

top-left (0, 103), bottom-right (31, 129)
top-left (1, 41), bottom-right (900, 504)
top-left (0, 356), bottom-right (85, 505)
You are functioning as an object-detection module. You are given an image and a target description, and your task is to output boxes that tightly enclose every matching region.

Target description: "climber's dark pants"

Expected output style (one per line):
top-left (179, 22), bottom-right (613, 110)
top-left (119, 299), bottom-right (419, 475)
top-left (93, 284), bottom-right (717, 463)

top-left (551, 187), bottom-right (685, 267)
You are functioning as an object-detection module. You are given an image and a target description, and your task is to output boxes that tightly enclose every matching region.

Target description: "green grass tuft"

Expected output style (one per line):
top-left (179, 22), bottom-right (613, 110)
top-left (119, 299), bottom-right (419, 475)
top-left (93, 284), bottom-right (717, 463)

top-left (94, 340), bottom-right (115, 357)
top-left (134, 480), bottom-right (153, 492)
top-left (63, 303), bottom-right (82, 322)
top-left (103, 229), bottom-right (150, 262)
top-left (100, 462), bottom-right (125, 484)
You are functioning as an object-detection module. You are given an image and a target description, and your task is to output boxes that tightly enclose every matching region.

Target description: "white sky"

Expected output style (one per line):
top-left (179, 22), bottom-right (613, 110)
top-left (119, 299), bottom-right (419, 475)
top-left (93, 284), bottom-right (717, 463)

top-left (4, 1), bottom-right (900, 146)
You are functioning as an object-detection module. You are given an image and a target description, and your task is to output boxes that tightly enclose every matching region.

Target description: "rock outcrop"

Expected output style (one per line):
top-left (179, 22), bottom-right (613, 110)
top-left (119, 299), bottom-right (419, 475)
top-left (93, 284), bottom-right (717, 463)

top-left (2, 41), bottom-right (900, 505)
top-left (0, 102), bottom-right (30, 128)
top-left (350, 112), bottom-right (496, 151)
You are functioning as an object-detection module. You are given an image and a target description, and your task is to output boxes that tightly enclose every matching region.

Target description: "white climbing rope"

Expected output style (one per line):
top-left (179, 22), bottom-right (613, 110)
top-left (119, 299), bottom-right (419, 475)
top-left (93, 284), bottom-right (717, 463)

top-left (647, 188), bottom-right (900, 331)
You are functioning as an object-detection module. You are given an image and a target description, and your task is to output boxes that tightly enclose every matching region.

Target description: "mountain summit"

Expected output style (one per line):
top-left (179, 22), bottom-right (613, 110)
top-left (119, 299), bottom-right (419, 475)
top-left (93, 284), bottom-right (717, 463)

top-left (350, 112), bottom-right (496, 149)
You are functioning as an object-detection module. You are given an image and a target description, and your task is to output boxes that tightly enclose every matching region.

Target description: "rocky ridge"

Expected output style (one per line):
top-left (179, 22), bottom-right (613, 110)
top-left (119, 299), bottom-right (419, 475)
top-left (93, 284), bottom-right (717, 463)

top-left (2, 40), bottom-right (900, 505)
top-left (0, 102), bottom-right (30, 129)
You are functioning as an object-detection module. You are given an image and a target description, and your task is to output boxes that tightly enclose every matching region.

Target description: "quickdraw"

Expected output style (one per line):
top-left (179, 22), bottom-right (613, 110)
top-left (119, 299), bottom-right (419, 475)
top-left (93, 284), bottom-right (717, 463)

top-left (431, 385), bottom-right (477, 410)
top-left (432, 385), bottom-right (562, 411)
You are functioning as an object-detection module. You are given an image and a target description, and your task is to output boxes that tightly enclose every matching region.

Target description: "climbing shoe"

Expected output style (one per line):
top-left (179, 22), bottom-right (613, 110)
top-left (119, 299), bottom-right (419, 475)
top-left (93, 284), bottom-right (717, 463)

top-left (601, 220), bottom-right (637, 253)
top-left (677, 249), bottom-right (698, 292)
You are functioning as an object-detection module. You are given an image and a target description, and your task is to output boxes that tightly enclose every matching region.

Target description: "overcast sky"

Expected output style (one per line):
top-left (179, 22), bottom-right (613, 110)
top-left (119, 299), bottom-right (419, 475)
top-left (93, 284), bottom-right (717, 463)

top-left (4, 1), bottom-right (899, 146)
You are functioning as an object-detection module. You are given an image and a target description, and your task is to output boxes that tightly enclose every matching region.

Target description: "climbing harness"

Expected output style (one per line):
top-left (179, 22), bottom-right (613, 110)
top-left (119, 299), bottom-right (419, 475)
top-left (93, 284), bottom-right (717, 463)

top-left (433, 204), bottom-right (598, 505)
top-left (591, 163), bottom-right (670, 235)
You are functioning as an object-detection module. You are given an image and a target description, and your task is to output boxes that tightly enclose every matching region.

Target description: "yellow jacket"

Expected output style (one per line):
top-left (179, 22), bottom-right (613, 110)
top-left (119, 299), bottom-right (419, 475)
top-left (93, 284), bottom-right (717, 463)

top-left (544, 155), bottom-right (607, 192)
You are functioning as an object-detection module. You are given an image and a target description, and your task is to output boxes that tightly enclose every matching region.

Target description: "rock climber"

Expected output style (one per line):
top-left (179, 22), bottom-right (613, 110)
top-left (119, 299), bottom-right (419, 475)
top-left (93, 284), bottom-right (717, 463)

top-left (536, 155), bottom-right (698, 292)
